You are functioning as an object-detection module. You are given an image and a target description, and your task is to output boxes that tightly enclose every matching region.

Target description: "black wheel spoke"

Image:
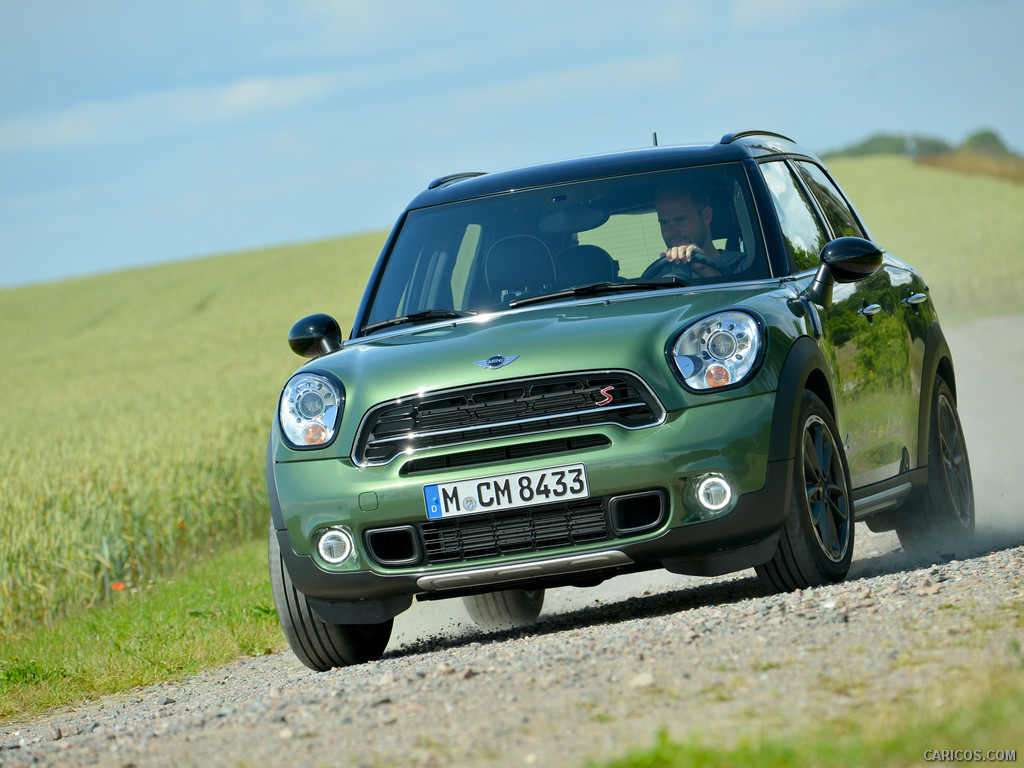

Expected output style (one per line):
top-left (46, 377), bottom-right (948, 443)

top-left (813, 426), bottom-right (825, 478)
top-left (935, 394), bottom-right (974, 526)
top-left (800, 413), bottom-right (850, 564)
top-left (803, 433), bottom-right (819, 483)
top-left (826, 483), bottom-right (849, 517)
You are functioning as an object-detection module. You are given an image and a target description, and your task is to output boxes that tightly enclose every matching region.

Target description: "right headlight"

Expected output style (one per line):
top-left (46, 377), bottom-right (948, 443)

top-left (670, 311), bottom-right (762, 391)
top-left (279, 372), bottom-right (344, 449)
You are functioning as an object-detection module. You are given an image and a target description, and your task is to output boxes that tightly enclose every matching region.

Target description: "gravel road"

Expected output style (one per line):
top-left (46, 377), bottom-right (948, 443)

top-left (3, 315), bottom-right (1023, 768)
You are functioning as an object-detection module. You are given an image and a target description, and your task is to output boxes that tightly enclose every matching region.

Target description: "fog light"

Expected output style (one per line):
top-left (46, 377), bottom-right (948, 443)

top-left (697, 475), bottom-right (732, 512)
top-left (316, 527), bottom-right (354, 565)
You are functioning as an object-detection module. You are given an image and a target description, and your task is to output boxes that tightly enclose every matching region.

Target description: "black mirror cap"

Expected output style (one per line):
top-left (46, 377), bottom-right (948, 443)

top-left (288, 314), bottom-right (343, 358)
top-left (820, 237), bottom-right (884, 283)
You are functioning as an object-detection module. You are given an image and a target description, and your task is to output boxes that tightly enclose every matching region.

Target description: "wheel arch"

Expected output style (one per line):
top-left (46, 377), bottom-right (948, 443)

top-left (266, 433), bottom-right (287, 532)
top-left (768, 335), bottom-right (837, 464)
top-left (917, 321), bottom-right (956, 469)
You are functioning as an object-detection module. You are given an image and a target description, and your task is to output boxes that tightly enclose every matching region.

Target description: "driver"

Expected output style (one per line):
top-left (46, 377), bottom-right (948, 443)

top-left (652, 185), bottom-right (747, 278)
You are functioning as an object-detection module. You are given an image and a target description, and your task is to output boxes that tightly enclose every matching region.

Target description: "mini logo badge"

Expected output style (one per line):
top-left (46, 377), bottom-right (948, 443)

top-left (474, 354), bottom-right (519, 370)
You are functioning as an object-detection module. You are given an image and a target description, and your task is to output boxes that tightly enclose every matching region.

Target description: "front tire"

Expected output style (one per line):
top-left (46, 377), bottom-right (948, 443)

top-left (757, 391), bottom-right (854, 592)
top-left (463, 589), bottom-right (545, 630)
top-left (895, 375), bottom-right (975, 555)
top-left (268, 524), bottom-right (392, 671)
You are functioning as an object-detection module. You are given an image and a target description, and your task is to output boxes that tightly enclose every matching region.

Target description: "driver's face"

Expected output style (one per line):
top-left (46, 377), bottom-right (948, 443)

top-left (657, 191), bottom-right (711, 250)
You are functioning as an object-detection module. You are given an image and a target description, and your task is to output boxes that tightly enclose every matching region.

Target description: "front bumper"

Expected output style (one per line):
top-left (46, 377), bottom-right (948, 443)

top-left (268, 390), bottom-right (792, 615)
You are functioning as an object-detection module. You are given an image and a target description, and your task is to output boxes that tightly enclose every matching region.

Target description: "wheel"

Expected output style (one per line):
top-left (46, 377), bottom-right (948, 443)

top-left (462, 589), bottom-right (545, 630)
top-left (268, 524), bottom-right (392, 671)
top-left (756, 391), bottom-right (854, 592)
top-left (895, 375), bottom-right (975, 554)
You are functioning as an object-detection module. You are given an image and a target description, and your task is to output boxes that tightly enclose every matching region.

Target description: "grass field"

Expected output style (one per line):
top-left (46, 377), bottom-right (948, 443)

top-left (1, 156), bottom-right (1023, 726)
top-left (0, 232), bottom-right (386, 638)
top-left (826, 155), bottom-right (1024, 323)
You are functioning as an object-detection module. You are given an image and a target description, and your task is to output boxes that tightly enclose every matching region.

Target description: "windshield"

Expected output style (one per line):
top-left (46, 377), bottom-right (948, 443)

top-left (363, 162), bottom-right (767, 329)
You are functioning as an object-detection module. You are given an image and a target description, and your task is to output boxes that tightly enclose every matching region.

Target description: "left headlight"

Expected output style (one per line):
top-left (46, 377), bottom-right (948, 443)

top-left (279, 372), bottom-right (344, 449)
top-left (670, 311), bottom-right (763, 391)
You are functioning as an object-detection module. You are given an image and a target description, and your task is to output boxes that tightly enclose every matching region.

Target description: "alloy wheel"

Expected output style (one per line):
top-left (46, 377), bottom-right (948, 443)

top-left (802, 414), bottom-right (851, 563)
top-left (937, 392), bottom-right (972, 526)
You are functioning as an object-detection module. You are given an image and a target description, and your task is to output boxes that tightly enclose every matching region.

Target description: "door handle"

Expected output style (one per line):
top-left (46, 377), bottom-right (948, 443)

top-left (858, 303), bottom-right (882, 317)
top-left (902, 292), bottom-right (928, 307)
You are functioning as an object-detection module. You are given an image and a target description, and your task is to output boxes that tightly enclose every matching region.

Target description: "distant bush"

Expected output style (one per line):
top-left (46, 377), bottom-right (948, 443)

top-left (960, 129), bottom-right (1014, 159)
top-left (827, 128), bottom-right (1018, 161)
top-left (827, 133), bottom-right (953, 158)
top-left (826, 129), bottom-right (1022, 184)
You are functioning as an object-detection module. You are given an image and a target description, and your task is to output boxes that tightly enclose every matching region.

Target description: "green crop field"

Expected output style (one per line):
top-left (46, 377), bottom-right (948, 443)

top-left (0, 232), bottom-right (386, 638)
top-left (826, 155), bottom-right (1024, 323)
top-left (0, 156), bottom-right (1022, 644)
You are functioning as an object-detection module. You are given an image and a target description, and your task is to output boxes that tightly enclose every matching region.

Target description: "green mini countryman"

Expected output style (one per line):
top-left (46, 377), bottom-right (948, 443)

top-left (266, 131), bottom-right (974, 670)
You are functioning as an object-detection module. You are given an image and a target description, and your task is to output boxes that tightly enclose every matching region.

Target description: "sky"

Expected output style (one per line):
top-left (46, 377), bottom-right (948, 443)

top-left (1, 0), bottom-right (1021, 289)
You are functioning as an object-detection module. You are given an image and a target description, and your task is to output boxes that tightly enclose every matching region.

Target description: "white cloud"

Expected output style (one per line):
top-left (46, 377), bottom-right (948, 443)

top-left (0, 70), bottom-right (354, 152)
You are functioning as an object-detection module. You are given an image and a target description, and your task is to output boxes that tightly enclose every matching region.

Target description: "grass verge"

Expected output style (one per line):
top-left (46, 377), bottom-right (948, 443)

top-left (596, 675), bottom-right (1024, 768)
top-left (0, 538), bottom-right (283, 719)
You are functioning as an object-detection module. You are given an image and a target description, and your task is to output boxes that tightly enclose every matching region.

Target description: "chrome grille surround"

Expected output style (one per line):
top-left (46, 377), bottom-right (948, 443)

top-left (351, 371), bottom-right (666, 467)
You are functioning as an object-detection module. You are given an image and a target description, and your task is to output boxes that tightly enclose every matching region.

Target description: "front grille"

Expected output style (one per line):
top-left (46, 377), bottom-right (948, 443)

top-left (419, 500), bottom-right (610, 564)
top-left (353, 371), bottom-right (664, 466)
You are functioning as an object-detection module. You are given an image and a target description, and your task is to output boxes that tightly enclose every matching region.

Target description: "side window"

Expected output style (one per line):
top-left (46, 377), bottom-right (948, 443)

top-left (759, 161), bottom-right (828, 273)
top-left (795, 162), bottom-right (865, 239)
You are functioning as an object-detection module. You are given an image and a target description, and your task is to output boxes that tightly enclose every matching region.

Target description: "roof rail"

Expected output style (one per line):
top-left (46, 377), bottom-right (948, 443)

top-left (720, 130), bottom-right (796, 145)
top-left (427, 171), bottom-right (487, 190)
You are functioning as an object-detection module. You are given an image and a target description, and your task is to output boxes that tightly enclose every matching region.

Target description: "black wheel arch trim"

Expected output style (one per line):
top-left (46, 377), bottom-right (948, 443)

top-left (768, 335), bottom-right (836, 465)
top-left (917, 321), bottom-right (955, 469)
top-left (267, 434), bottom-right (287, 532)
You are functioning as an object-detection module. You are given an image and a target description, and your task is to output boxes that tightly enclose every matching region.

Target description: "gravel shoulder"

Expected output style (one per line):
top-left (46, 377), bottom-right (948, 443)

top-left (3, 316), bottom-right (1023, 768)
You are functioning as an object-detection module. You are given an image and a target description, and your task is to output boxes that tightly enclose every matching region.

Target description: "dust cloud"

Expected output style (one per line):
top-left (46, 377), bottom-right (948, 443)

top-left (946, 314), bottom-right (1024, 545)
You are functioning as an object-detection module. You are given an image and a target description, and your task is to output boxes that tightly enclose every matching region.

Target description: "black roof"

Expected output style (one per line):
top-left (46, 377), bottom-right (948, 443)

top-left (409, 131), bottom-right (816, 209)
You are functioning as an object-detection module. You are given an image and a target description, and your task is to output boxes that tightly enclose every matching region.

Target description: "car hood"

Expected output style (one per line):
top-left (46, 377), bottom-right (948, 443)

top-left (279, 286), bottom-right (789, 460)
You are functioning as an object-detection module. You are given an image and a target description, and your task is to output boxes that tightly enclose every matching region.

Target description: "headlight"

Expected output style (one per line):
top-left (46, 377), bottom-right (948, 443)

top-left (671, 311), bottom-right (762, 390)
top-left (279, 372), bottom-right (343, 448)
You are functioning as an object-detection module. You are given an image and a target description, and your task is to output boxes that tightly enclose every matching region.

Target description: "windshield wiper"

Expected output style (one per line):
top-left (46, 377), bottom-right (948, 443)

top-left (363, 309), bottom-right (476, 335)
top-left (508, 277), bottom-right (689, 308)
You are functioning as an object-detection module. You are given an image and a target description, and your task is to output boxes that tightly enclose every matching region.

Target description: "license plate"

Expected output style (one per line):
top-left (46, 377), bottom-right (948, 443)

top-left (423, 463), bottom-right (589, 520)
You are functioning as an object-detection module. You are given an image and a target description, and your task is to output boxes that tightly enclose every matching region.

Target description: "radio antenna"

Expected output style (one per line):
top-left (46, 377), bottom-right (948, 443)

top-left (652, 132), bottom-right (659, 147)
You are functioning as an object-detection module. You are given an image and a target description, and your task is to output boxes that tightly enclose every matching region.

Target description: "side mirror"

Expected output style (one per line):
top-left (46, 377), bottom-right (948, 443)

top-left (288, 314), bottom-right (343, 358)
top-left (803, 237), bottom-right (884, 308)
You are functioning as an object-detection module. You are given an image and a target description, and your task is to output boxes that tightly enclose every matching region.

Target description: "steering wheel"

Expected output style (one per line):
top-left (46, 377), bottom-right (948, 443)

top-left (640, 256), bottom-right (694, 280)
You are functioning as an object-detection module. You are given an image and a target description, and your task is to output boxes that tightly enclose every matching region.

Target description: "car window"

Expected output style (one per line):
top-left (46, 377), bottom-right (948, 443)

top-left (759, 161), bottom-right (829, 273)
top-left (794, 161), bottom-right (865, 239)
top-left (364, 163), bottom-right (769, 326)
